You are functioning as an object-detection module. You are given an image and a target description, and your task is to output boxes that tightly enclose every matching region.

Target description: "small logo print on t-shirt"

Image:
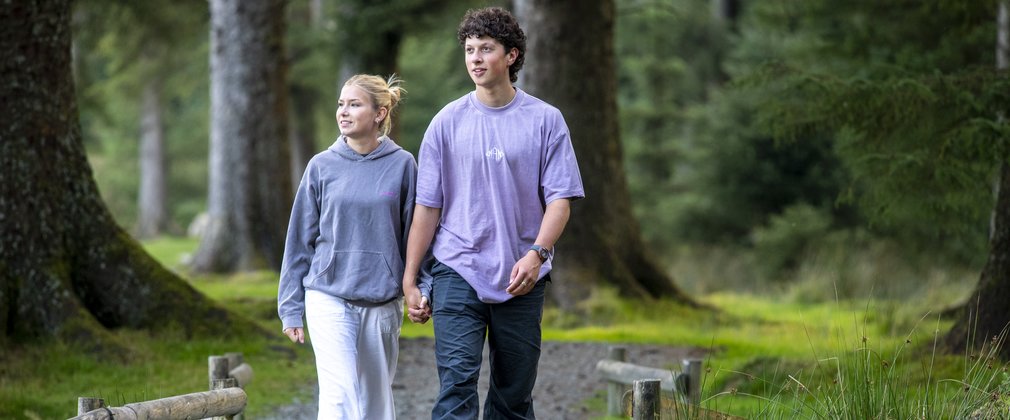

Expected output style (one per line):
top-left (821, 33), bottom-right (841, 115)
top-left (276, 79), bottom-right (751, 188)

top-left (485, 147), bottom-right (505, 162)
top-left (379, 191), bottom-right (397, 197)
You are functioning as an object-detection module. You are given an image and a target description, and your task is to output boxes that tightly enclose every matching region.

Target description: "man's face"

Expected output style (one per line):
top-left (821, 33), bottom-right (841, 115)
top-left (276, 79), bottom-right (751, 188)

top-left (463, 35), bottom-right (516, 89)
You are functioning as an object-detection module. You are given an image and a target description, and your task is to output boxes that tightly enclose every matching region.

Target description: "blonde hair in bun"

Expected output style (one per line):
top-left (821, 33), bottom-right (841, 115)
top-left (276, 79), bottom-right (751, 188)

top-left (343, 74), bottom-right (405, 136)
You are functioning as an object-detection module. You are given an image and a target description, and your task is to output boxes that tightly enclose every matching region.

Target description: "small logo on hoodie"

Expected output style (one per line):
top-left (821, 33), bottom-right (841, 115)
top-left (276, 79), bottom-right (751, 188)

top-left (486, 147), bottom-right (505, 162)
top-left (379, 191), bottom-right (397, 198)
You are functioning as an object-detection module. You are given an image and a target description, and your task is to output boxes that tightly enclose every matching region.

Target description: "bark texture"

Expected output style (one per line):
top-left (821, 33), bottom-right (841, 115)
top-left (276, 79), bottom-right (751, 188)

top-left (191, 0), bottom-right (292, 273)
top-left (0, 0), bottom-right (254, 351)
top-left (514, 0), bottom-right (697, 307)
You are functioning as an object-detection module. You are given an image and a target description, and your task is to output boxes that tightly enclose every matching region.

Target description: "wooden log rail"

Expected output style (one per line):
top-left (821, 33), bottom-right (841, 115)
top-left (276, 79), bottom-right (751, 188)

top-left (69, 352), bottom-right (254, 420)
top-left (595, 346), bottom-right (702, 417)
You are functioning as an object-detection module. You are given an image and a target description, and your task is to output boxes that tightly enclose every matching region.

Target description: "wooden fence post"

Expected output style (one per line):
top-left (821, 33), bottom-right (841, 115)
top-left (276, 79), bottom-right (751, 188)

top-left (683, 359), bottom-right (702, 405)
top-left (212, 378), bottom-right (239, 420)
top-left (77, 397), bottom-right (104, 415)
top-left (225, 352), bottom-right (243, 371)
top-left (606, 346), bottom-right (627, 417)
top-left (209, 355), bottom-right (229, 390)
top-left (633, 379), bottom-right (660, 419)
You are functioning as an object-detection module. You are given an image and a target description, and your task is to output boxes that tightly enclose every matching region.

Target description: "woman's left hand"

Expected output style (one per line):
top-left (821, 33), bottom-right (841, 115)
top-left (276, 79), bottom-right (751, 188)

top-left (283, 327), bottom-right (305, 344)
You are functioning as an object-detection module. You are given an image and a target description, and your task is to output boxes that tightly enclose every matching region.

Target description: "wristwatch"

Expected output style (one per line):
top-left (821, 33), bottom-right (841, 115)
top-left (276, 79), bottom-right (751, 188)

top-left (529, 245), bottom-right (550, 262)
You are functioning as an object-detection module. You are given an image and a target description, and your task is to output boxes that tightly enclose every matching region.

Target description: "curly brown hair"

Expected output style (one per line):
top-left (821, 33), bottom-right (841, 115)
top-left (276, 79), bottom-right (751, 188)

top-left (457, 7), bottom-right (526, 83)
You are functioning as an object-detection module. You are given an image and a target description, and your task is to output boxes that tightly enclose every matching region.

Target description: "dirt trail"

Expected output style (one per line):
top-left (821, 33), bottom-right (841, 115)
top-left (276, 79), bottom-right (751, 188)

top-left (264, 337), bottom-right (706, 419)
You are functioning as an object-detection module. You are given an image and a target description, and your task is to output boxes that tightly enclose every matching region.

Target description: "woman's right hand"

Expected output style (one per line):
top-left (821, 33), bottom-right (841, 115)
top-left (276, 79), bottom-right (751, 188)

top-left (283, 327), bottom-right (305, 344)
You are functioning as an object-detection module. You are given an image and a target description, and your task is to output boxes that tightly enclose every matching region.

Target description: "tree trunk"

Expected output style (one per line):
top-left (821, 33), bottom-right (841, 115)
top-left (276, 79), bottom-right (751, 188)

top-left (711, 0), bottom-right (740, 24)
top-left (514, 0), bottom-right (697, 307)
top-left (136, 73), bottom-right (168, 239)
top-left (0, 0), bottom-right (255, 352)
top-left (946, 164), bottom-right (1010, 359)
top-left (945, 0), bottom-right (1010, 360)
top-left (191, 0), bottom-right (292, 273)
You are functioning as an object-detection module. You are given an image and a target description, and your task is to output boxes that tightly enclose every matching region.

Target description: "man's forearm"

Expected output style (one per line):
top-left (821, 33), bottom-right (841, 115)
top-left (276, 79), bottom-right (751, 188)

top-left (532, 198), bottom-right (571, 252)
top-left (403, 204), bottom-right (441, 285)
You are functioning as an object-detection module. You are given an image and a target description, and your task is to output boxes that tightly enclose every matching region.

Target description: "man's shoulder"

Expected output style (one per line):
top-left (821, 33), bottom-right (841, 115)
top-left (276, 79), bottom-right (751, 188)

top-left (517, 89), bottom-right (562, 115)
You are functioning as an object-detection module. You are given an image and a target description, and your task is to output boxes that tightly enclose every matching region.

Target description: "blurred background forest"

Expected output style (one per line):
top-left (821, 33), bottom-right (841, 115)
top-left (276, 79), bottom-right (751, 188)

top-left (76, 0), bottom-right (1001, 302)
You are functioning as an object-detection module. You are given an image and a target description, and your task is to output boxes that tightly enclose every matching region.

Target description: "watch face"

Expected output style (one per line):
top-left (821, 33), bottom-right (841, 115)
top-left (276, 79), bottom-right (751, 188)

top-left (538, 248), bottom-right (550, 260)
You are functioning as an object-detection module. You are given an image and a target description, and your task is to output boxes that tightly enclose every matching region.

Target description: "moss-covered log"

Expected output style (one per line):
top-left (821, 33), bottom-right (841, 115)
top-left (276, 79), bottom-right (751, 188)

top-left (0, 0), bottom-right (260, 352)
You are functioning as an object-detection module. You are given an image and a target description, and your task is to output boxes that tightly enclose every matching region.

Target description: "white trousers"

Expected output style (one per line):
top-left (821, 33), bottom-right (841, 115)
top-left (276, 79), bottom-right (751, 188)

top-left (305, 289), bottom-right (402, 420)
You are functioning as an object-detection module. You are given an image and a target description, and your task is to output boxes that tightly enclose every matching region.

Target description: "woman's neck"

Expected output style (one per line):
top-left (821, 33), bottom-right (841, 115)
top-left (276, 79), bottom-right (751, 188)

top-left (345, 133), bottom-right (381, 155)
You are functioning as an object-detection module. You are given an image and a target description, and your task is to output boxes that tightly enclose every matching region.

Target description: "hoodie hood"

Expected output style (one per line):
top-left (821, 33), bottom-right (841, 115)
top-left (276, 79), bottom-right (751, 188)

top-left (329, 135), bottom-right (403, 161)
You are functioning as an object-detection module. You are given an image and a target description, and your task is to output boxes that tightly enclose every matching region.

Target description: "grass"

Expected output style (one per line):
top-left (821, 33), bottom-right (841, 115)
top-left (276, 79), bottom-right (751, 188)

top-left (1, 236), bottom-right (1005, 419)
top-left (0, 237), bottom-right (318, 420)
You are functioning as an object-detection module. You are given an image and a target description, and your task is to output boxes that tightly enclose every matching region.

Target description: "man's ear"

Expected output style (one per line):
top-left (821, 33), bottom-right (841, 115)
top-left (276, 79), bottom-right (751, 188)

top-left (507, 47), bottom-right (519, 65)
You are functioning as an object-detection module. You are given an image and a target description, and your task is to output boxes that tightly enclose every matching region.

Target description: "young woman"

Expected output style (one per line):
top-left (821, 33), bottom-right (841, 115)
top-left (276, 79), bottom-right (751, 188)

top-left (278, 74), bottom-right (414, 419)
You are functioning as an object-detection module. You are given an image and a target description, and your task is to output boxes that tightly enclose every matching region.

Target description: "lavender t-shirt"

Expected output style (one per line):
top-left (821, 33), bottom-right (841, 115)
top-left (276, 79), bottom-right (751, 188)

top-left (416, 88), bottom-right (585, 303)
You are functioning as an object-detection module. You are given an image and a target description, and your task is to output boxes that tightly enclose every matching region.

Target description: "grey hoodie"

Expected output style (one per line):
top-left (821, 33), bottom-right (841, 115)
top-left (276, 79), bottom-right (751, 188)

top-left (278, 136), bottom-right (417, 330)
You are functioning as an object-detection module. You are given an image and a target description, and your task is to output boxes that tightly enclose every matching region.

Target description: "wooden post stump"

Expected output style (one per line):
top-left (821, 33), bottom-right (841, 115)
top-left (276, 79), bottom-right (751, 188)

top-left (607, 346), bottom-right (627, 416)
top-left (209, 355), bottom-right (229, 390)
top-left (77, 397), bottom-right (104, 415)
top-left (633, 379), bottom-right (660, 419)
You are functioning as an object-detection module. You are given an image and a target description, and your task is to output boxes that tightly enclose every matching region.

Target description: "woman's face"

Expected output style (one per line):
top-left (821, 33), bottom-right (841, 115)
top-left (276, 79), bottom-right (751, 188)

top-left (336, 85), bottom-right (383, 140)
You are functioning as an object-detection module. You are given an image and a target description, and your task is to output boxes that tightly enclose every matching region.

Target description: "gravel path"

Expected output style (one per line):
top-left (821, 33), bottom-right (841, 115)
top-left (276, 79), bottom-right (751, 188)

top-left (264, 337), bottom-right (706, 419)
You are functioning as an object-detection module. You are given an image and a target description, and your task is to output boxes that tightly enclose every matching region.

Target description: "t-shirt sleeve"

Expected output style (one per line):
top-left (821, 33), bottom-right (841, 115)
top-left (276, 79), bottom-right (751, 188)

top-left (415, 120), bottom-right (444, 209)
top-left (542, 115), bottom-right (585, 204)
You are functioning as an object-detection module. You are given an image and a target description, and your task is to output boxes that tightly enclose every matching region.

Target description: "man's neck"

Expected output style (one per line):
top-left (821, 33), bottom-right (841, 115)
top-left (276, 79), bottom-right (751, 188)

top-left (475, 84), bottom-right (516, 108)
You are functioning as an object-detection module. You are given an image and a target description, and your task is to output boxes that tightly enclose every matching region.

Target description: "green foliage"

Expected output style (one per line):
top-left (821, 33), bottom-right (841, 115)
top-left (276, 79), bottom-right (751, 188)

top-left (751, 203), bottom-right (833, 281)
top-left (616, 0), bottom-right (1001, 274)
top-left (397, 19), bottom-right (477, 152)
top-left (75, 0), bottom-right (210, 232)
top-left (616, 0), bottom-right (731, 249)
top-left (735, 0), bottom-right (1005, 261)
top-left (616, 0), bottom-right (857, 255)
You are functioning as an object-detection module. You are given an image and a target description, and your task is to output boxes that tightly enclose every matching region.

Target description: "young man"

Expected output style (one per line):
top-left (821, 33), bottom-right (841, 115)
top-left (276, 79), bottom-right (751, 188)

top-left (401, 6), bottom-right (584, 419)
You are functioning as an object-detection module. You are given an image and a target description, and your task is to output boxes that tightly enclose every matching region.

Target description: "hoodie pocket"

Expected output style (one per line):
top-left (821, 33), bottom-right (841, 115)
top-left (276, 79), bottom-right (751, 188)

top-left (313, 251), bottom-right (394, 285)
